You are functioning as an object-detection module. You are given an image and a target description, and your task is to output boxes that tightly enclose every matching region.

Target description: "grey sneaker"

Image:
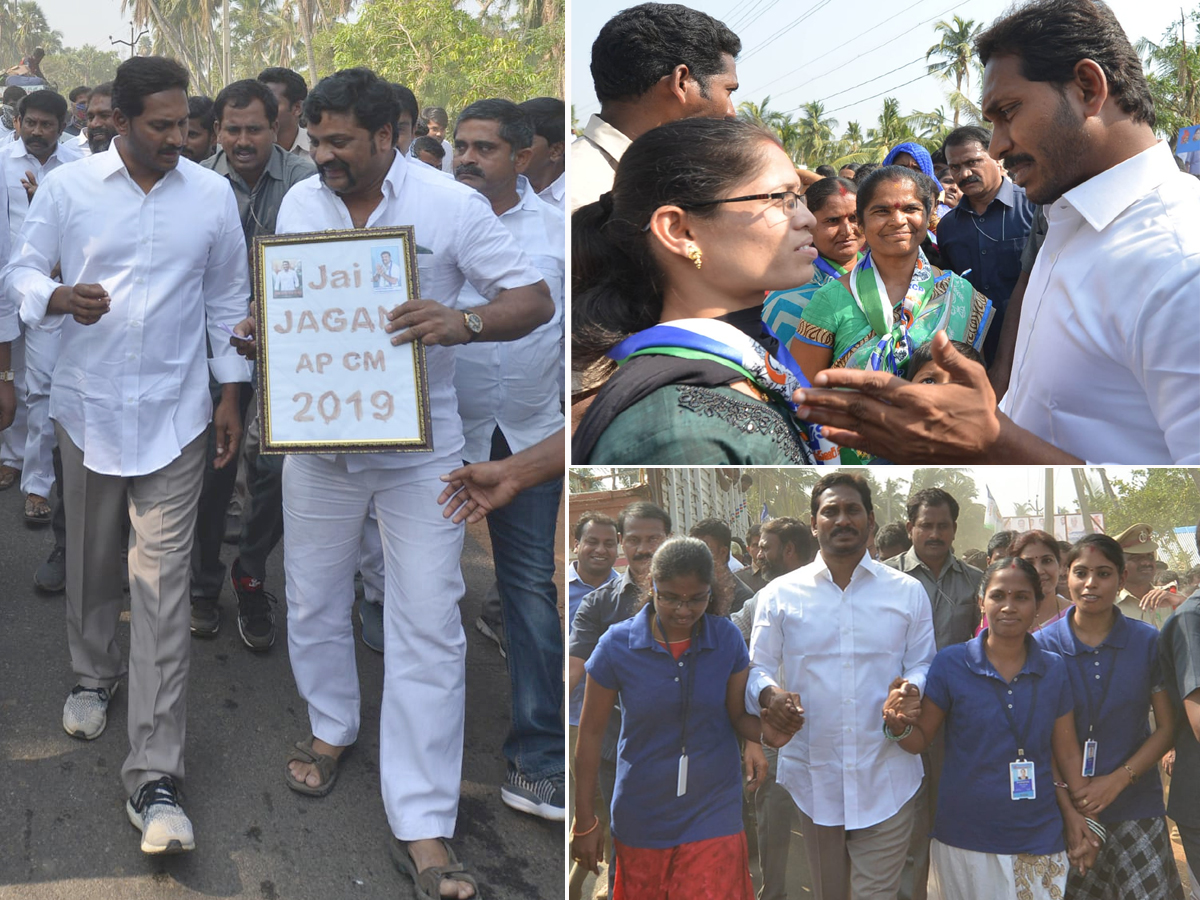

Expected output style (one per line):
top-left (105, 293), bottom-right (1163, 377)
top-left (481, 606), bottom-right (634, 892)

top-left (33, 545), bottom-right (66, 593)
top-left (190, 596), bottom-right (220, 637)
top-left (475, 616), bottom-right (507, 659)
top-left (62, 683), bottom-right (116, 740)
top-left (500, 769), bottom-right (565, 821)
top-left (126, 776), bottom-right (194, 854)
top-left (359, 600), bottom-right (384, 654)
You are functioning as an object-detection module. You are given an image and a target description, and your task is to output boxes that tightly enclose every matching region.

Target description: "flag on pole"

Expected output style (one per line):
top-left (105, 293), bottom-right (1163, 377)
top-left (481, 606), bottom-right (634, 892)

top-left (760, 502), bottom-right (770, 522)
top-left (985, 488), bottom-right (1001, 531)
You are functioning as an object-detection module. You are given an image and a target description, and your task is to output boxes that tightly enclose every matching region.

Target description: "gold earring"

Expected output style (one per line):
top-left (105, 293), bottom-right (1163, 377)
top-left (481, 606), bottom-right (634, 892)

top-left (687, 245), bottom-right (703, 270)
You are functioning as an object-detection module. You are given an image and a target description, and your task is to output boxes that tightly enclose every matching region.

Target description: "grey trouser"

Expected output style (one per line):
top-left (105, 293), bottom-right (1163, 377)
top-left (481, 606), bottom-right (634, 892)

top-left (797, 789), bottom-right (919, 900)
top-left (59, 424), bottom-right (207, 794)
top-left (756, 746), bottom-right (798, 900)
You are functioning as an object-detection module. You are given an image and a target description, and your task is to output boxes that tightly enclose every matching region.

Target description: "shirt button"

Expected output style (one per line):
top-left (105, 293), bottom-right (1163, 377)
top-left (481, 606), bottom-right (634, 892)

top-left (1008, 703), bottom-right (1013, 709)
top-left (674, 677), bottom-right (679, 683)
top-left (135, 277), bottom-right (144, 285)
top-left (1095, 674), bottom-right (1101, 680)
top-left (1007, 689), bottom-right (1013, 695)
top-left (1094, 661), bottom-right (1100, 666)
top-left (678, 661), bottom-right (683, 668)
top-left (981, 249), bottom-right (988, 255)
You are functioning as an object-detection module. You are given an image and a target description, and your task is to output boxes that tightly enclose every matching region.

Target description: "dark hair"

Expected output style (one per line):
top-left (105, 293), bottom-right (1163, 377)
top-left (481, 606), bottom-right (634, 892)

top-left (987, 530), bottom-right (1018, 558)
top-left (853, 162), bottom-right (878, 185)
top-left (590, 2), bottom-right (741, 104)
top-left (113, 56), bottom-right (189, 119)
top-left (814, 164), bottom-right (837, 177)
top-left (2, 86), bottom-right (26, 104)
top-left (876, 522), bottom-right (912, 556)
top-left (943, 124), bottom-right (992, 154)
top-left (422, 106), bottom-right (449, 128)
top-left (187, 95), bottom-right (214, 130)
top-left (689, 517), bottom-right (732, 550)
top-left (980, 556), bottom-right (1045, 606)
top-left (574, 511), bottom-right (618, 542)
top-left (904, 339), bottom-right (985, 380)
top-left (975, 0), bottom-right (1155, 128)
top-left (18, 90), bottom-right (67, 127)
top-left (1064, 533), bottom-right (1124, 570)
top-left (762, 516), bottom-right (812, 561)
top-left (258, 66), bottom-right (308, 105)
top-left (89, 81), bottom-right (114, 101)
top-left (519, 96), bottom-right (565, 146)
top-left (414, 117), bottom-right (430, 137)
top-left (906, 488), bottom-right (960, 524)
top-left (572, 117), bottom-right (778, 378)
top-left (804, 175), bottom-right (857, 215)
top-left (811, 473), bottom-right (873, 519)
top-left (746, 523), bottom-right (762, 542)
top-left (638, 537), bottom-right (716, 616)
top-left (856, 164), bottom-right (937, 222)
top-left (1011, 529), bottom-right (1062, 562)
top-left (68, 85), bottom-right (90, 102)
top-left (839, 162), bottom-right (861, 175)
top-left (213, 78), bottom-right (279, 125)
top-left (412, 135), bottom-right (445, 159)
top-left (618, 500), bottom-right (671, 535)
top-left (305, 67), bottom-right (400, 138)
top-left (456, 98), bottom-right (534, 151)
top-left (390, 83), bottom-right (419, 129)
top-left (963, 548), bottom-right (988, 569)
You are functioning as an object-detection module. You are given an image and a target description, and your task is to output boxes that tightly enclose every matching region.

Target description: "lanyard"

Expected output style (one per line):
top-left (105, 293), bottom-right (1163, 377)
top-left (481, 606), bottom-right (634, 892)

top-left (657, 613), bottom-right (699, 756)
top-left (1076, 644), bottom-right (1118, 738)
top-left (991, 671), bottom-right (1040, 758)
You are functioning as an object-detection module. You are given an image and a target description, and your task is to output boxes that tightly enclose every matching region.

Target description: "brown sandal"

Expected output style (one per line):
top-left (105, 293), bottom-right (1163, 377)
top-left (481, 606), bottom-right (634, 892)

top-left (284, 737), bottom-right (346, 797)
top-left (392, 838), bottom-right (480, 900)
top-left (25, 493), bottom-right (51, 524)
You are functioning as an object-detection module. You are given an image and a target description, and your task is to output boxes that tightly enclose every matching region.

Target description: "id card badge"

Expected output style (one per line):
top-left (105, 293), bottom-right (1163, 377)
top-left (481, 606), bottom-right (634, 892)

top-left (1082, 740), bottom-right (1098, 777)
top-left (1010, 760), bottom-right (1036, 800)
top-left (677, 754), bottom-right (689, 796)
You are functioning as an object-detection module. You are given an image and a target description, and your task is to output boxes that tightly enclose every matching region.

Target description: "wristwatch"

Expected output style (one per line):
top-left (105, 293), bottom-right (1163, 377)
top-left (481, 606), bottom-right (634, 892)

top-left (462, 311), bottom-right (483, 342)
top-left (0, 370), bottom-right (13, 382)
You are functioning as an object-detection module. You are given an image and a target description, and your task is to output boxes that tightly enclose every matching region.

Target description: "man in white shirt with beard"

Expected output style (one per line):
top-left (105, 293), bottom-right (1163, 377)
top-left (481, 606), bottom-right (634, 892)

top-left (233, 67), bottom-right (552, 900)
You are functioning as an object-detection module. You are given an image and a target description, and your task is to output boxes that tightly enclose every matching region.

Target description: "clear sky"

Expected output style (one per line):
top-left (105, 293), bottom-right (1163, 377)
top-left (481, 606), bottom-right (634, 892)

top-left (38, 0), bottom-right (132, 52)
top-left (569, 0), bottom-right (1189, 147)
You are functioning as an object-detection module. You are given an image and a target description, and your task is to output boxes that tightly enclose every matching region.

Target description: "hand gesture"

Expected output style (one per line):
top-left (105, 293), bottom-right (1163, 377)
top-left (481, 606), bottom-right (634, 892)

top-left (1063, 812), bottom-right (1101, 876)
top-left (437, 460), bottom-right (521, 524)
top-left (883, 677), bottom-right (921, 724)
top-left (386, 299), bottom-right (471, 347)
top-left (760, 687), bottom-right (804, 736)
top-left (53, 283), bottom-right (110, 325)
top-left (743, 741), bottom-right (768, 792)
top-left (1070, 771), bottom-right (1125, 818)
top-left (21, 169), bottom-right (37, 201)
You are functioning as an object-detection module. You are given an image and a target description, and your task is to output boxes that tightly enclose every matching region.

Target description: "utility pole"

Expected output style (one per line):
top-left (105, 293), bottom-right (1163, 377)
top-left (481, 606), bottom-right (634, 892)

top-left (1043, 468), bottom-right (1054, 536)
top-left (222, 0), bottom-right (231, 87)
top-left (110, 23), bottom-right (149, 59)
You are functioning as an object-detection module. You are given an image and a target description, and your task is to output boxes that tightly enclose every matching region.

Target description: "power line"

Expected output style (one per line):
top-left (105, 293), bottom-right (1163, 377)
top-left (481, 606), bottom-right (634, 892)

top-left (728, 0), bottom-right (779, 30)
top-left (784, 56), bottom-right (944, 114)
top-left (739, 0), bottom-right (837, 61)
top-left (824, 64), bottom-right (950, 115)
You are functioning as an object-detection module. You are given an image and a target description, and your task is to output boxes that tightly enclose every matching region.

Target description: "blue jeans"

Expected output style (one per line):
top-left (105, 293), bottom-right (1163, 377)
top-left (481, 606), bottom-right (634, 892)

top-left (487, 476), bottom-right (563, 780)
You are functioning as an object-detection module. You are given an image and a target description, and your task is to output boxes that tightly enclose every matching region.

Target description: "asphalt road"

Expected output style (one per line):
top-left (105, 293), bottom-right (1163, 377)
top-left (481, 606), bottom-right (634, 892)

top-left (0, 482), bottom-right (564, 900)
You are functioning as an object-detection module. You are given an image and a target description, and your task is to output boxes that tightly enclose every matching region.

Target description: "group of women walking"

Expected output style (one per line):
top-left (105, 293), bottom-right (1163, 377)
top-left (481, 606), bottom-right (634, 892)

top-left (571, 532), bottom-right (1187, 900)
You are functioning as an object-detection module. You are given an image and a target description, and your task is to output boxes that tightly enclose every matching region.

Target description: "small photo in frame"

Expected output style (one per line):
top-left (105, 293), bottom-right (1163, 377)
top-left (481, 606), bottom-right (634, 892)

top-left (371, 246), bottom-right (403, 292)
top-left (271, 259), bottom-right (304, 298)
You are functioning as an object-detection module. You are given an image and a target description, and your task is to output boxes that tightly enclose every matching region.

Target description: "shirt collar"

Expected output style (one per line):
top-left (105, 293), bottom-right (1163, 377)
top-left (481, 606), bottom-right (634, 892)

top-left (1061, 141), bottom-right (1178, 233)
top-left (628, 607), bottom-right (719, 653)
top-left (811, 548), bottom-right (877, 583)
top-left (568, 561), bottom-right (618, 588)
top-left (93, 137), bottom-right (184, 190)
top-left (959, 176), bottom-right (1015, 216)
top-left (582, 114), bottom-right (632, 163)
top-left (11, 136), bottom-right (61, 163)
top-left (966, 630), bottom-right (1048, 678)
top-left (1050, 605), bottom-right (1131, 655)
top-left (315, 147), bottom-right (408, 211)
top-left (899, 545), bottom-right (962, 578)
top-left (210, 143), bottom-right (288, 185)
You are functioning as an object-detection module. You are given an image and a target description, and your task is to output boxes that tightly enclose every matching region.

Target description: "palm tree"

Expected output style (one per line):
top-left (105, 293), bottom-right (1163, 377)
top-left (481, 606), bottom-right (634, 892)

top-left (1137, 13), bottom-right (1200, 142)
top-left (796, 100), bottom-right (837, 167)
top-left (926, 16), bottom-right (982, 127)
top-left (906, 105), bottom-right (953, 147)
top-left (842, 121), bottom-right (864, 153)
top-left (738, 95), bottom-right (786, 131)
top-left (866, 96), bottom-right (916, 157)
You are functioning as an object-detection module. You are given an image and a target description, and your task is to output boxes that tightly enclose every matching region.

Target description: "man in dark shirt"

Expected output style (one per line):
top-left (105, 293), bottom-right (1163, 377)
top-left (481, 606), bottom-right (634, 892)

top-left (690, 517), bottom-right (753, 615)
top-left (936, 125), bottom-right (1037, 365)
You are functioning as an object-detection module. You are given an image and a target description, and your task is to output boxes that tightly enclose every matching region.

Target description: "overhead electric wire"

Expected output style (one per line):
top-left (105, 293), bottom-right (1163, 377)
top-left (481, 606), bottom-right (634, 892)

top-left (823, 64), bottom-right (951, 114)
top-left (739, 0), bottom-right (838, 61)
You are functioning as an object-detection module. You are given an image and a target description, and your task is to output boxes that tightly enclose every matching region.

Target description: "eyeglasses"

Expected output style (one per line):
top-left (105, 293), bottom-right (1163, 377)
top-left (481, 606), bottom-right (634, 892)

top-left (688, 190), bottom-right (807, 215)
top-left (656, 592), bottom-right (711, 610)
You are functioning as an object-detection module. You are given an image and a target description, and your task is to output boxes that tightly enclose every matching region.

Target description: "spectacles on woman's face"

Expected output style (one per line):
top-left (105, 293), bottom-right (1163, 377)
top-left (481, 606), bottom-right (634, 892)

top-left (689, 190), bottom-right (807, 215)
top-left (655, 590), bottom-right (711, 611)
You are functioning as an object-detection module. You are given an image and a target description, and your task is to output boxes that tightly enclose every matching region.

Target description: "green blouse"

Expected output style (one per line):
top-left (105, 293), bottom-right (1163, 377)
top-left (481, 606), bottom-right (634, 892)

top-left (587, 384), bottom-right (812, 465)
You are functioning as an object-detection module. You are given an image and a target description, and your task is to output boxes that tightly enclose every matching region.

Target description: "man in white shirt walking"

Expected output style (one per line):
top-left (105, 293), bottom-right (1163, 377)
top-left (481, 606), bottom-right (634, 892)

top-left (8, 55), bottom-right (252, 855)
top-left (747, 473), bottom-right (936, 900)
top-left (451, 97), bottom-right (566, 820)
top-left (518, 97), bottom-right (565, 210)
top-left (233, 68), bottom-right (552, 899)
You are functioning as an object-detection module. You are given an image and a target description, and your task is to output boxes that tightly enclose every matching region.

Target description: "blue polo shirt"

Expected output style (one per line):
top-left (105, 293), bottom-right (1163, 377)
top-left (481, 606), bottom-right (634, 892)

top-left (586, 610), bottom-right (749, 848)
top-left (568, 563), bottom-right (619, 727)
top-left (925, 632), bottom-right (1073, 855)
top-left (936, 178), bottom-right (1037, 363)
top-left (1034, 607), bottom-right (1166, 824)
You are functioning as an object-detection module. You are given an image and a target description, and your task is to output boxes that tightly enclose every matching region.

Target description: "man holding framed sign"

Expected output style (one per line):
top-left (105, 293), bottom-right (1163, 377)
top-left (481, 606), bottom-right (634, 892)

top-left (233, 67), bottom-right (553, 899)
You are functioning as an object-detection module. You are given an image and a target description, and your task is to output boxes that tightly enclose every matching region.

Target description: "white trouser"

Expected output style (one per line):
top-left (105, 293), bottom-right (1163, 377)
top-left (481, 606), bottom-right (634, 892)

top-left (21, 320), bottom-right (61, 497)
top-left (282, 454), bottom-right (466, 840)
top-left (359, 499), bottom-right (385, 606)
top-left (0, 332), bottom-right (26, 470)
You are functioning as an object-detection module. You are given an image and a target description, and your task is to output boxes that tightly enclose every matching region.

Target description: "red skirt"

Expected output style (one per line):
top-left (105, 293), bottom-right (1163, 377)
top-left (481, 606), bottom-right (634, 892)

top-left (613, 831), bottom-right (755, 900)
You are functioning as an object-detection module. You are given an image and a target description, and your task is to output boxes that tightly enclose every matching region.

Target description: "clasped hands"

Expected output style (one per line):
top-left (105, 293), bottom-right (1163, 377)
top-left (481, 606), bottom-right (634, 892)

top-left (759, 686), bottom-right (804, 748)
top-left (881, 677), bottom-right (921, 734)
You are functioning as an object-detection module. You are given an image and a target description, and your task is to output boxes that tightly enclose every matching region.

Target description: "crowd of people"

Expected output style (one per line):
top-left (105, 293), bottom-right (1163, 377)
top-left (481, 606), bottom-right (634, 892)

top-left (569, 0), bottom-right (1200, 465)
top-left (0, 50), bottom-right (568, 900)
top-left (568, 477), bottom-right (1200, 900)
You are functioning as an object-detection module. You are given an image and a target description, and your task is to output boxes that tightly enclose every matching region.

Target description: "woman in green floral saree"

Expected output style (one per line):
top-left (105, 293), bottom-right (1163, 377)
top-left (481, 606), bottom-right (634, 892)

top-left (788, 165), bottom-right (994, 384)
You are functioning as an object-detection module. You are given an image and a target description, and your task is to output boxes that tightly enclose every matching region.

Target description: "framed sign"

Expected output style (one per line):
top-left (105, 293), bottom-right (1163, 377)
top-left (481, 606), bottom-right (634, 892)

top-left (252, 227), bottom-right (432, 454)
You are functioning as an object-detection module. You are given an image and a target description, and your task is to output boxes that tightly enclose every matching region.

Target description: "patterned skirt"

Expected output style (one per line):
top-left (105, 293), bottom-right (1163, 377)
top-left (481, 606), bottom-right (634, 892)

top-left (1067, 817), bottom-right (1184, 900)
top-left (929, 838), bottom-right (1068, 900)
top-left (612, 831), bottom-right (755, 900)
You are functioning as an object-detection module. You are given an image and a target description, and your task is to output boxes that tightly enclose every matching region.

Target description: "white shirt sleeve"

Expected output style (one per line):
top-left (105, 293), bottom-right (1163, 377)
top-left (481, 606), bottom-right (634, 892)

top-left (451, 190), bottom-right (544, 303)
top-left (745, 588), bottom-right (784, 715)
top-left (202, 185), bottom-right (253, 384)
top-left (0, 189), bottom-right (15, 342)
top-left (899, 579), bottom-right (937, 696)
top-left (8, 174), bottom-right (63, 328)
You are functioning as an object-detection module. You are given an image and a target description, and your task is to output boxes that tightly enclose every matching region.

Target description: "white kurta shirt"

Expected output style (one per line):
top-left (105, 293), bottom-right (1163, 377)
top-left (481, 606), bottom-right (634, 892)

top-left (1001, 141), bottom-right (1200, 463)
top-left (537, 171), bottom-right (565, 210)
top-left (454, 175), bottom-right (564, 462)
top-left (274, 149), bottom-right (544, 473)
top-left (746, 550), bottom-right (936, 829)
top-left (2, 136), bottom-right (85, 246)
top-left (8, 141), bottom-right (252, 476)
top-left (569, 114), bottom-right (631, 212)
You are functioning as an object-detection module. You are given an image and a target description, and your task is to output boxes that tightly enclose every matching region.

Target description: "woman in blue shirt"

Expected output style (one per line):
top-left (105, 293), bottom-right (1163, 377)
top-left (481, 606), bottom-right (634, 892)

top-left (571, 537), bottom-right (782, 899)
top-left (1034, 534), bottom-right (1183, 900)
top-left (883, 557), bottom-right (1089, 899)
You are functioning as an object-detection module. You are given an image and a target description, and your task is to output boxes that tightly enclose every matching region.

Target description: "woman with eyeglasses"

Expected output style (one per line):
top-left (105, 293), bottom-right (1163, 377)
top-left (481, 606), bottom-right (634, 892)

top-left (571, 537), bottom-right (788, 899)
top-left (572, 117), bottom-right (836, 465)
top-left (787, 165), bottom-right (994, 391)
top-left (763, 176), bottom-right (865, 348)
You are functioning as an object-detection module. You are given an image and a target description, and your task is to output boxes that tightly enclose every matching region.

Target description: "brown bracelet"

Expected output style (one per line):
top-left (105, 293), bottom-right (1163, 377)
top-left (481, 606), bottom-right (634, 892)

top-left (571, 815), bottom-right (600, 837)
